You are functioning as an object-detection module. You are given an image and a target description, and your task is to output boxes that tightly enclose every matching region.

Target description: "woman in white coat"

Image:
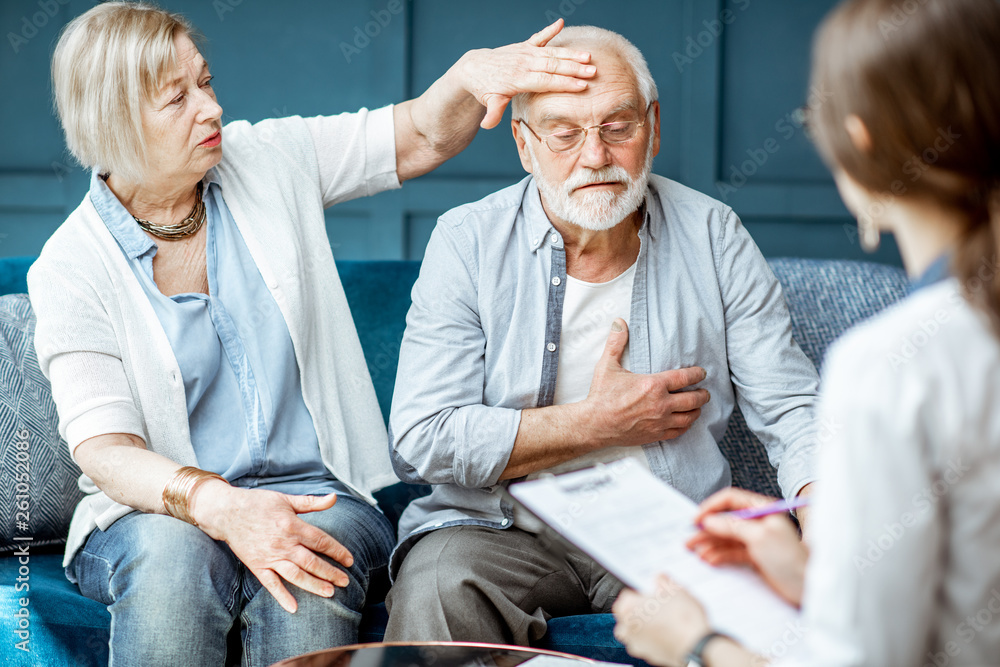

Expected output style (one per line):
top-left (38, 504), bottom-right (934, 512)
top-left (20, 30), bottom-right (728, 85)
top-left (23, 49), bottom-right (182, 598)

top-left (612, 0), bottom-right (1000, 664)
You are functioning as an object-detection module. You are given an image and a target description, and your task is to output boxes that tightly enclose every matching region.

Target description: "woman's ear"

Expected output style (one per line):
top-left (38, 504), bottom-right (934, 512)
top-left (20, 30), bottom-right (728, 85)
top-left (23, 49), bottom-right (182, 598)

top-left (844, 114), bottom-right (873, 153)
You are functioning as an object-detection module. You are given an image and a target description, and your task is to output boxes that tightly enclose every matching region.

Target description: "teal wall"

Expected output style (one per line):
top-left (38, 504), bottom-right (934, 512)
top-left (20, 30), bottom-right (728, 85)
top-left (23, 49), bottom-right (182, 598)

top-left (0, 0), bottom-right (902, 265)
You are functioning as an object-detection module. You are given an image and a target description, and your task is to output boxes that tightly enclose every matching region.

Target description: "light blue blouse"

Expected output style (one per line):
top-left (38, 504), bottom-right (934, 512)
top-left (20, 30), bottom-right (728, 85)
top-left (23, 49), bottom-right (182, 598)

top-left (90, 170), bottom-right (348, 496)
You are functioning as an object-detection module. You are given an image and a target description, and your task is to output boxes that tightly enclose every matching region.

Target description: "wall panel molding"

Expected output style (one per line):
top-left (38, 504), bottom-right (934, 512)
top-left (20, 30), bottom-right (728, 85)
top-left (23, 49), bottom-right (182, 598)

top-left (0, 0), bottom-right (899, 265)
top-left (0, 173), bottom-right (67, 212)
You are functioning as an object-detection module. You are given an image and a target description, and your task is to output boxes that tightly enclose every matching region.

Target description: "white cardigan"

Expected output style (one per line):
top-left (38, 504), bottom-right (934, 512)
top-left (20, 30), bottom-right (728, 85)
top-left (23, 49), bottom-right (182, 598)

top-left (27, 107), bottom-right (402, 567)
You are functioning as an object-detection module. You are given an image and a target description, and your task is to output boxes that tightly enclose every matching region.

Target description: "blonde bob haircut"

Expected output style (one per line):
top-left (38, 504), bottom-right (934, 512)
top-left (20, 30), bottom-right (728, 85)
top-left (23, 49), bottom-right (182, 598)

top-left (52, 2), bottom-right (199, 183)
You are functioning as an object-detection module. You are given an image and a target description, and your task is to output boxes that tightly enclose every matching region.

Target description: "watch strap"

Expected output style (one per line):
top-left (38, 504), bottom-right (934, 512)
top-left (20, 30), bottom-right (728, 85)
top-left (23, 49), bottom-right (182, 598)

top-left (685, 631), bottom-right (727, 667)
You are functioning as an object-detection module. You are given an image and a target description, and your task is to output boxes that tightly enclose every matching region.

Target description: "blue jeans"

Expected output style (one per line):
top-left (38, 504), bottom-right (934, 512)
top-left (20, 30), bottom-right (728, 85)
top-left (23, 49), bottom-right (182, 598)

top-left (69, 495), bottom-right (393, 667)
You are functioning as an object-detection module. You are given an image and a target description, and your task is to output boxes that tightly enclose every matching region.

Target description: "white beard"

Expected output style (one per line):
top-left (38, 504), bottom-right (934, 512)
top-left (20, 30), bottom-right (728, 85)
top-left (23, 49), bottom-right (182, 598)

top-left (526, 137), bottom-right (654, 232)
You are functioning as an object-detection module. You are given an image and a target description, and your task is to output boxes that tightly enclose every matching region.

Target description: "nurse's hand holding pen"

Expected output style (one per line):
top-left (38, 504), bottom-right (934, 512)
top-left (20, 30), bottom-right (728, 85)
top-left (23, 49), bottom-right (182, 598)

top-left (688, 487), bottom-right (808, 607)
top-left (612, 487), bottom-right (809, 666)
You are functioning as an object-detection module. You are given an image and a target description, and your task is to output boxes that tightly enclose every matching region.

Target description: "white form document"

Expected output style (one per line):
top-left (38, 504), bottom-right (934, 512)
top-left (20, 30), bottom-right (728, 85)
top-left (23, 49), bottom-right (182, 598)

top-left (508, 458), bottom-right (800, 654)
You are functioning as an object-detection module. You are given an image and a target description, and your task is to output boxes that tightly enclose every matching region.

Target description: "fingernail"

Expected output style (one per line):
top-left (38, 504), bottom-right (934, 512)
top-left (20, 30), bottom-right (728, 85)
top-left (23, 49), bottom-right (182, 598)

top-left (576, 80), bottom-right (588, 88)
top-left (611, 320), bottom-right (623, 332)
top-left (584, 65), bottom-right (596, 74)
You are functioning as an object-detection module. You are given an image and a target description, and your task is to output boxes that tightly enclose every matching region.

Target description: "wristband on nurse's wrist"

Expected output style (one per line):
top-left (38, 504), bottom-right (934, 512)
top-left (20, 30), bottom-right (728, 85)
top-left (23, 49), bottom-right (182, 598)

top-left (685, 631), bottom-right (729, 667)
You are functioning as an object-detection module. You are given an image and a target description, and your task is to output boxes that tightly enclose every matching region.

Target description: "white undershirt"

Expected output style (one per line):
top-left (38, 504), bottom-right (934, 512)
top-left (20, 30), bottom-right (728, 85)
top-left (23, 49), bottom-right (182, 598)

top-left (516, 259), bottom-right (653, 530)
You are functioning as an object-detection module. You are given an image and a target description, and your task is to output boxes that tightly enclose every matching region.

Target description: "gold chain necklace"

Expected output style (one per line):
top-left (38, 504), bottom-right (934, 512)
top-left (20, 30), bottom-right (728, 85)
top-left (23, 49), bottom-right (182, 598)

top-left (132, 182), bottom-right (206, 241)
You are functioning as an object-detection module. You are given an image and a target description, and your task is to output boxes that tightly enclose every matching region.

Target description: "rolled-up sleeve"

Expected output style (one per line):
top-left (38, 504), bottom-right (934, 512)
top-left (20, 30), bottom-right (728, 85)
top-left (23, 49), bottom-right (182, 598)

top-left (714, 209), bottom-right (819, 499)
top-left (28, 264), bottom-right (146, 458)
top-left (302, 105), bottom-right (401, 207)
top-left (388, 218), bottom-right (521, 488)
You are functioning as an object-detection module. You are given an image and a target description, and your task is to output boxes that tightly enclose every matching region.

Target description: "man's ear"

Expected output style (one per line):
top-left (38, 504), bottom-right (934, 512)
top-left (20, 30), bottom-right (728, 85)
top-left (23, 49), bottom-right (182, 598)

top-left (650, 100), bottom-right (661, 158)
top-left (512, 119), bottom-right (534, 174)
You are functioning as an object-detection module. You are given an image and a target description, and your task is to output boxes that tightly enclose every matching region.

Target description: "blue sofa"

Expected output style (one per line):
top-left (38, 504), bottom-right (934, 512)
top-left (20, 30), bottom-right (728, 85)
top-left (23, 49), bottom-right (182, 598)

top-left (0, 256), bottom-right (909, 667)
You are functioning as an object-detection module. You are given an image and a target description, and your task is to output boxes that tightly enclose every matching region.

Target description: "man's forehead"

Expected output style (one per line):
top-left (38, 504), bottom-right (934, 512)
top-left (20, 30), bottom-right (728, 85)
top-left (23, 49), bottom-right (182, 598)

top-left (530, 90), bottom-right (641, 124)
top-left (528, 49), bottom-right (641, 122)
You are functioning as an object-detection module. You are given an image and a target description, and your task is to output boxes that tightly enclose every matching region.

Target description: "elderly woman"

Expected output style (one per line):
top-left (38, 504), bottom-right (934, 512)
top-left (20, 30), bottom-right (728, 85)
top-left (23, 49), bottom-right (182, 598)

top-left (29, 3), bottom-right (596, 665)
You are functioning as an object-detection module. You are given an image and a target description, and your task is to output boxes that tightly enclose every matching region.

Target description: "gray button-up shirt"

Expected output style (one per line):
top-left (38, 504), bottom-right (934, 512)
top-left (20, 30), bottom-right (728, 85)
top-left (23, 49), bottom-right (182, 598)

top-left (388, 174), bottom-right (818, 574)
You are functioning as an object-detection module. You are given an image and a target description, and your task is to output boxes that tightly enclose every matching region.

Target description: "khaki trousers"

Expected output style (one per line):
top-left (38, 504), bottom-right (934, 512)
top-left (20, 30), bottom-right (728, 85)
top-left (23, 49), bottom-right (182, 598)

top-left (384, 524), bottom-right (624, 645)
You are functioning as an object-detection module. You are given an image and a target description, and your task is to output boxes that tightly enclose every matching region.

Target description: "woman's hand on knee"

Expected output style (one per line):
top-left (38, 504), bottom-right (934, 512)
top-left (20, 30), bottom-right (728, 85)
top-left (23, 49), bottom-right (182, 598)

top-left (192, 485), bottom-right (355, 613)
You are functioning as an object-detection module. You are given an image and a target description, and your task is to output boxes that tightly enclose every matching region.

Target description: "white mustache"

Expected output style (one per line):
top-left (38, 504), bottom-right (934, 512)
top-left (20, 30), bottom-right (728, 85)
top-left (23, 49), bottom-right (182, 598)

top-left (565, 166), bottom-right (632, 193)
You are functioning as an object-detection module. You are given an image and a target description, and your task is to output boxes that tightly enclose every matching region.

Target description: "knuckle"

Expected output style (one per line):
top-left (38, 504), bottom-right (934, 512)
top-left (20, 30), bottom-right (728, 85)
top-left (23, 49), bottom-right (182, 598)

top-left (664, 412), bottom-right (686, 428)
top-left (637, 377), bottom-right (658, 395)
top-left (273, 560), bottom-right (296, 579)
top-left (299, 550), bottom-right (319, 569)
top-left (310, 532), bottom-right (330, 551)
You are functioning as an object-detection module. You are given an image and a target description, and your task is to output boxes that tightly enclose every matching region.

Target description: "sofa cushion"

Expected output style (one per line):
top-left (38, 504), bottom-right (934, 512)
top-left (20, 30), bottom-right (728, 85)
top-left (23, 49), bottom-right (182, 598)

top-left (0, 257), bottom-right (33, 297)
top-left (0, 294), bottom-right (84, 553)
top-left (0, 553), bottom-right (109, 666)
top-left (537, 614), bottom-right (644, 665)
top-left (336, 260), bottom-right (421, 423)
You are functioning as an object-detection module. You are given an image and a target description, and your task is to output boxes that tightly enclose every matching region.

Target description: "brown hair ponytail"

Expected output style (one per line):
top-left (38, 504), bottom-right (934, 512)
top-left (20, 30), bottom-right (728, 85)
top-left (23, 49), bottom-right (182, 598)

top-left (954, 184), bottom-right (1000, 334)
top-left (810, 0), bottom-right (1000, 336)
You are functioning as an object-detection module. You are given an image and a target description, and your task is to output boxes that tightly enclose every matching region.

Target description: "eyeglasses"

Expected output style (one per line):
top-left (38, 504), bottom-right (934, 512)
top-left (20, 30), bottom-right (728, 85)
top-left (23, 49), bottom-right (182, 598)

top-left (517, 106), bottom-right (651, 153)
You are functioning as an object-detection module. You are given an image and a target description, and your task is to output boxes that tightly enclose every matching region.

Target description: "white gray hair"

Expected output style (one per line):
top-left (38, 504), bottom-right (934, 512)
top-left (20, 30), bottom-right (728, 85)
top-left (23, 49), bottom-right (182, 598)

top-left (51, 2), bottom-right (198, 183)
top-left (510, 26), bottom-right (658, 121)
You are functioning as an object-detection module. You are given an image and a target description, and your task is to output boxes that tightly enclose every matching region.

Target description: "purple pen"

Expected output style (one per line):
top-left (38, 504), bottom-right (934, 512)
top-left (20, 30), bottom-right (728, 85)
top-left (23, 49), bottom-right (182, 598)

top-left (722, 496), bottom-right (810, 520)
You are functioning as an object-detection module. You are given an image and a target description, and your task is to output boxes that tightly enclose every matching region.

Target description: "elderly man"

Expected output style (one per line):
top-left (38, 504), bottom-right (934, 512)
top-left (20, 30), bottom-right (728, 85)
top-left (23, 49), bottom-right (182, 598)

top-left (384, 26), bottom-right (819, 645)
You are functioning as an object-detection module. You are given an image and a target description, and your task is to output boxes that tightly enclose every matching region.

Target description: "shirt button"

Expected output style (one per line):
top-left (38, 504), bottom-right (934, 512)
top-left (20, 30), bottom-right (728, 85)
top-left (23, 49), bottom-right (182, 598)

top-left (551, 276), bottom-right (561, 286)
top-left (433, 522), bottom-right (443, 528)
top-left (550, 234), bottom-right (559, 244)
top-left (501, 518), bottom-right (510, 527)
top-left (532, 238), bottom-right (540, 246)
top-left (546, 342), bottom-right (557, 352)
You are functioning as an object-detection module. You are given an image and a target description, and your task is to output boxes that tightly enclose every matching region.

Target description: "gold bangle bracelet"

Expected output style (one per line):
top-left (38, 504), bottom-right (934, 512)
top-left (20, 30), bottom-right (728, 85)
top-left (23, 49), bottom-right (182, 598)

top-left (162, 466), bottom-right (227, 527)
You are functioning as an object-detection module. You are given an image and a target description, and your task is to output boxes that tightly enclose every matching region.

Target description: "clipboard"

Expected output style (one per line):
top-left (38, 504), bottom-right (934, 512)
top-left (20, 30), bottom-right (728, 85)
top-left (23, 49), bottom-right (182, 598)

top-left (500, 469), bottom-right (628, 589)
top-left (504, 458), bottom-right (801, 655)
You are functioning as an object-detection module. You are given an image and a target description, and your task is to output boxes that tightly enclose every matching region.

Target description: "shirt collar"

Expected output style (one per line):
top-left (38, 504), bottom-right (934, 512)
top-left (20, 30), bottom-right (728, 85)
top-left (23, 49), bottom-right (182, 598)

top-left (523, 179), bottom-right (561, 253)
top-left (88, 168), bottom-right (221, 261)
top-left (909, 253), bottom-right (952, 293)
top-left (522, 176), bottom-right (651, 253)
